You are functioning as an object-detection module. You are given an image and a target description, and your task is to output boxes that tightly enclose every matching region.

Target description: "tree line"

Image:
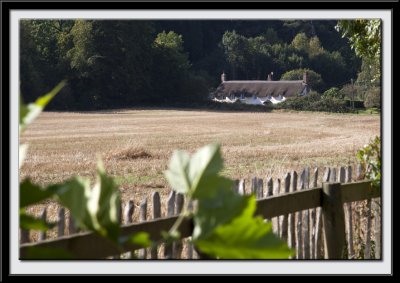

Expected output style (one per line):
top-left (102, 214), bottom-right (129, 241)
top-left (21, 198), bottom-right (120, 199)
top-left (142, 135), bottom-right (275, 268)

top-left (20, 20), bottom-right (379, 110)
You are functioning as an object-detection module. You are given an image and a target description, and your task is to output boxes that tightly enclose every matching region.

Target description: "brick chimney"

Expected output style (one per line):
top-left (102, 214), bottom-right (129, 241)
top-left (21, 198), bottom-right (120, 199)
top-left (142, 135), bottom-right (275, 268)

top-left (303, 71), bottom-right (308, 85)
top-left (267, 72), bottom-right (273, 81)
top-left (221, 72), bottom-right (226, 83)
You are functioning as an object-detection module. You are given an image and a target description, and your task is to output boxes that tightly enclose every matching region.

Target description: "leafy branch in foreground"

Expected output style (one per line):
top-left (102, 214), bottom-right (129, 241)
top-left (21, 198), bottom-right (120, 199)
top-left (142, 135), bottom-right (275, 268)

top-left (19, 82), bottom-right (150, 259)
top-left (357, 136), bottom-right (381, 188)
top-left (165, 144), bottom-right (294, 259)
top-left (335, 19), bottom-right (381, 82)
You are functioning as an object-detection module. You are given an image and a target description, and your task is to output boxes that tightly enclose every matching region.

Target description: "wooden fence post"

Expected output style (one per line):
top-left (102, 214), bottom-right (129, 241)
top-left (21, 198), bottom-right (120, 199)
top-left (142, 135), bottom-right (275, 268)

top-left (280, 173), bottom-right (290, 242)
top-left (266, 178), bottom-right (273, 197)
top-left (288, 171), bottom-right (297, 251)
top-left (124, 200), bottom-right (135, 224)
top-left (365, 199), bottom-right (372, 259)
top-left (138, 198), bottom-right (148, 259)
top-left (57, 208), bottom-right (65, 237)
top-left (173, 193), bottom-right (184, 259)
top-left (373, 198), bottom-right (381, 259)
top-left (338, 166), bottom-right (349, 258)
top-left (238, 179), bottom-right (246, 195)
top-left (330, 167), bottom-right (337, 183)
top-left (300, 168), bottom-right (310, 259)
top-left (272, 179), bottom-right (280, 236)
top-left (338, 167), bottom-right (346, 184)
top-left (20, 208), bottom-right (30, 244)
top-left (314, 167), bottom-right (330, 259)
top-left (232, 180), bottom-right (239, 194)
top-left (323, 167), bottom-right (330, 184)
top-left (68, 213), bottom-right (77, 235)
top-left (39, 208), bottom-right (47, 241)
top-left (118, 200), bottom-right (122, 224)
top-left (112, 200), bottom-right (123, 259)
top-left (164, 191), bottom-right (175, 259)
top-left (257, 178), bottom-right (264, 199)
top-left (292, 170), bottom-right (302, 259)
top-left (356, 163), bottom-right (363, 180)
top-left (322, 182), bottom-right (346, 259)
top-left (354, 163), bottom-right (363, 258)
top-left (345, 166), bottom-right (355, 259)
top-left (356, 161), bottom-right (372, 260)
top-left (251, 177), bottom-right (258, 196)
top-left (265, 177), bottom-right (273, 223)
top-left (310, 167), bottom-right (318, 259)
top-left (20, 229), bottom-right (30, 244)
top-left (150, 193), bottom-right (161, 259)
top-left (187, 200), bottom-right (195, 259)
top-left (123, 200), bottom-right (135, 259)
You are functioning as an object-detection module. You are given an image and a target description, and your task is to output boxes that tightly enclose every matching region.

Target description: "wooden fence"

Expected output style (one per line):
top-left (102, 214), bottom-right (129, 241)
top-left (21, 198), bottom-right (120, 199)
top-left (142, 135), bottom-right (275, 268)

top-left (20, 165), bottom-right (381, 260)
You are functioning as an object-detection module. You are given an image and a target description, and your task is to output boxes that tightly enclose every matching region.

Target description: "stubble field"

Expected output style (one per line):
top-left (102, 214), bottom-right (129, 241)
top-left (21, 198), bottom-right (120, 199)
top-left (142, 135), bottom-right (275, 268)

top-left (20, 109), bottom-right (380, 240)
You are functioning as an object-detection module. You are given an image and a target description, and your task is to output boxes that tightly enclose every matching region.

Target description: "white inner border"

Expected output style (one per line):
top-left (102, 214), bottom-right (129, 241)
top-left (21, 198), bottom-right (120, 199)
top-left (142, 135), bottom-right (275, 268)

top-left (10, 10), bottom-right (392, 275)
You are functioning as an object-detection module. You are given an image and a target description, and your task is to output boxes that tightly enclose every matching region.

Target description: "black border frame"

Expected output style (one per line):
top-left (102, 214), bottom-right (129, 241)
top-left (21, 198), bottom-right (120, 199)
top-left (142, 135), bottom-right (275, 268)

top-left (1, 0), bottom-right (395, 277)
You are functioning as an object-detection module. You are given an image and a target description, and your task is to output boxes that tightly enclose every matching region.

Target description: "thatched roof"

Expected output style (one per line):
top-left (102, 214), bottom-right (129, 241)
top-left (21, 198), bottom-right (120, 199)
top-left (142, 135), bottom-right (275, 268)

top-left (214, 80), bottom-right (308, 98)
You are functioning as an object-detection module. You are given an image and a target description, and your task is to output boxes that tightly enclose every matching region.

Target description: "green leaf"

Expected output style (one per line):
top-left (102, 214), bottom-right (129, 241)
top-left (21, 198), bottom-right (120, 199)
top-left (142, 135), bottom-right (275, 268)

top-left (194, 196), bottom-right (294, 259)
top-left (50, 177), bottom-right (92, 230)
top-left (194, 189), bottom-right (253, 241)
top-left (23, 247), bottom-right (74, 259)
top-left (20, 80), bottom-right (66, 133)
top-left (165, 144), bottom-right (224, 196)
top-left (35, 81), bottom-right (67, 108)
top-left (160, 230), bottom-right (181, 245)
top-left (52, 163), bottom-right (121, 243)
top-left (20, 212), bottom-right (56, 231)
top-left (164, 150), bottom-right (191, 194)
top-left (188, 144), bottom-right (223, 193)
top-left (120, 232), bottom-right (152, 248)
top-left (193, 183), bottom-right (249, 240)
top-left (20, 160), bottom-right (122, 244)
top-left (89, 161), bottom-right (121, 242)
top-left (20, 178), bottom-right (54, 208)
top-left (192, 175), bottom-right (232, 199)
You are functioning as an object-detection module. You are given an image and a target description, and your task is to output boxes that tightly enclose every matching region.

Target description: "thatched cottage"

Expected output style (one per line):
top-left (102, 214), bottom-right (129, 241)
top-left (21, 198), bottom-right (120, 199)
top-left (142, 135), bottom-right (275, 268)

top-left (213, 72), bottom-right (309, 104)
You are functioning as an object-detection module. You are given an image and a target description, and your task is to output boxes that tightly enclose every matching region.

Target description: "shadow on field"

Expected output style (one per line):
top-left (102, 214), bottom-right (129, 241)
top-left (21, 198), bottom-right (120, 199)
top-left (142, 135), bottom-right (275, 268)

top-left (48, 102), bottom-right (276, 115)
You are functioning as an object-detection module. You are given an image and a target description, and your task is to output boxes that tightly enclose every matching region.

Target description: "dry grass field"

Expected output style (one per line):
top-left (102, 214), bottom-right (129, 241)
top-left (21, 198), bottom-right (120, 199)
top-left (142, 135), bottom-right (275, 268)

top-left (20, 109), bottom-right (380, 241)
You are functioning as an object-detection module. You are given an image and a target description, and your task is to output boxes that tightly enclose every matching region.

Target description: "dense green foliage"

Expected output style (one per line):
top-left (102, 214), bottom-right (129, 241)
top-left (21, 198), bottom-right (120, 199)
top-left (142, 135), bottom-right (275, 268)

top-left (336, 20), bottom-right (381, 81)
top-left (20, 20), bottom-right (362, 110)
top-left (364, 87), bottom-right (381, 109)
top-left (322, 87), bottom-right (344, 99)
top-left (277, 91), bottom-right (352, 113)
top-left (336, 20), bottom-right (381, 108)
top-left (354, 58), bottom-right (381, 105)
top-left (280, 68), bottom-right (324, 93)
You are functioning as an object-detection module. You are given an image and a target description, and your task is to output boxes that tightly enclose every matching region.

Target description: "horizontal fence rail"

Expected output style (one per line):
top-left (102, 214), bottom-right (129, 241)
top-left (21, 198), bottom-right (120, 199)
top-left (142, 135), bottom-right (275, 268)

top-left (20, 180), bottom-right (380, 259)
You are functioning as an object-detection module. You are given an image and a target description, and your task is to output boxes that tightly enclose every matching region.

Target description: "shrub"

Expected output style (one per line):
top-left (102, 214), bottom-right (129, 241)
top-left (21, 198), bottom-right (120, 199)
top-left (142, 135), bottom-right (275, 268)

top-left (339, 83), bottom-right (360, 100)
top-left (364, 87), bottom-right (381, 109)
top-left (280, 68), bottom-right (325, 93)
top-left (322, 87), bottom-right (344, 99)
top-left (277, 91), bottom-right (321, 111)
top-left (357, 136), bottom-right (381, 188)
top-left (344, 99), bottom-right (365, 109)
top-left (277, 91), bottom-right (352, 113)
top-left (310, 97), bottom-right (350, 113)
